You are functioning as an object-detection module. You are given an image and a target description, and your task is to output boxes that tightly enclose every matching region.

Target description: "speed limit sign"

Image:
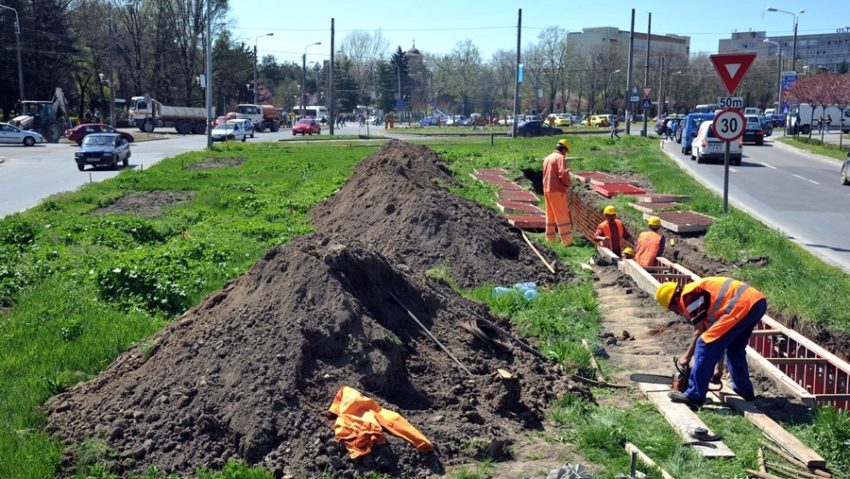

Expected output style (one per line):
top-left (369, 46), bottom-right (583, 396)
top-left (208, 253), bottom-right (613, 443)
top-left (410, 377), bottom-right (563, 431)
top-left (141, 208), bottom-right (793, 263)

top-left (712, 109), bottom-right (745, 142)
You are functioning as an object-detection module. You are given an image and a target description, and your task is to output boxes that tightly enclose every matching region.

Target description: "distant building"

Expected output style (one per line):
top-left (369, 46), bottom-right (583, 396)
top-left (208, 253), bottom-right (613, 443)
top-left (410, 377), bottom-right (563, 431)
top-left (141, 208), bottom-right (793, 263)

top-left (567, 27), bottom-right (691, 64)
top-left (718, 29), bottom-right (850, 73)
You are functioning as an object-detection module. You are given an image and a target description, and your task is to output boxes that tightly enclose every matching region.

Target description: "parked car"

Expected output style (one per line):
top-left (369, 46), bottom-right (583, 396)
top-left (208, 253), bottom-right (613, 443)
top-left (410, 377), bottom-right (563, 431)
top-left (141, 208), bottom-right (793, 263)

top-left (0, 122), bottom-right (45, 146)
top-left (291, 118), bottom-right (321, 135)
top-left (692, 120), bottom-right (742, 165)
top-left (842, 152), bottom-right (850, 185)
top-left (211, 122), bottom-right (247, 142)
top-left (759, 116), bottom-right (774, 136)
top-left (213, 112), bottom-right (238, 127)
top-left (511, 120), bottom-right (563, 137)
top-left (552, 114), bottom-right (572, 127)
top-left (74, 133), bottom-right (131, 171)
top-left (743, 115), bottom-right (765, 145)
top-left (227, 118), bottom-right (255, 138)
top-left (419, 116), bottom-right (438, 126)
top-left (681, 113), bottom-right (716, 155)
top-left (582, 115), bottom-right (609, 127)
top-left (66, 123), bottom-right (135, 146)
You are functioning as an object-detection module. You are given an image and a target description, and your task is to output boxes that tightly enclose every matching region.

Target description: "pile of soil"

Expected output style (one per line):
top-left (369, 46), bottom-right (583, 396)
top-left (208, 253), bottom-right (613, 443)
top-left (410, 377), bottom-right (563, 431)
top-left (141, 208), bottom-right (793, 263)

top-left (46, 141), bottom-right (581, 478)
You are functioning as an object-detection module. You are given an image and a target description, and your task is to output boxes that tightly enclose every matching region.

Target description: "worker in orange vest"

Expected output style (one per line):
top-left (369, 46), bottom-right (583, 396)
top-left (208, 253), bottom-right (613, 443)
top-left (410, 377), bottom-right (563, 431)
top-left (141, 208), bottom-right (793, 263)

top-left (656, 278), bottom-right (767, 406)
top-left (594, 205), bottom-right (631, 256)
top-left (635, 216), bottom-right (665, 267)
top-left (542, 139), bottom-right (573, 245)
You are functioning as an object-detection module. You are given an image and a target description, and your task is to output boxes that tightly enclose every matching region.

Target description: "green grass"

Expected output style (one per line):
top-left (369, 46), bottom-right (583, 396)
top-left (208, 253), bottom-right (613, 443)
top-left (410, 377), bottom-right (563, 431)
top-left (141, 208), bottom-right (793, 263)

top-left (777, 135), bottom-right (850, 160)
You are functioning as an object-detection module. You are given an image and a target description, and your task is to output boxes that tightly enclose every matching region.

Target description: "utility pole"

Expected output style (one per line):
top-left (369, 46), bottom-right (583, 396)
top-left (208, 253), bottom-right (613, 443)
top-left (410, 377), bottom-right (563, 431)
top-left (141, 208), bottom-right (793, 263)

top-left (329, 19), bottom-right (335, 135)
top-left (108, 16), bottom-right (115, 127)
top-left (657, 57), bottom-right (664, 116)
top-left (641, 12), bottom-right (651, 137)
top-left (512, 8), bottom-right (522, 138)
top-left (0, 4), bottom-right (25, 101)
top-left (625, 8), bottom-right (635, 135)
top-left (205, 0), bottom-right (212, 149)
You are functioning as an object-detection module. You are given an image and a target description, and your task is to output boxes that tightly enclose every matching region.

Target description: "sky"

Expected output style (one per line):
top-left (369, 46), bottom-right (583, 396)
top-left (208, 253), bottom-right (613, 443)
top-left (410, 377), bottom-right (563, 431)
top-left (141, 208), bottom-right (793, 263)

top-left (227, 1), bottom-right (850, 65)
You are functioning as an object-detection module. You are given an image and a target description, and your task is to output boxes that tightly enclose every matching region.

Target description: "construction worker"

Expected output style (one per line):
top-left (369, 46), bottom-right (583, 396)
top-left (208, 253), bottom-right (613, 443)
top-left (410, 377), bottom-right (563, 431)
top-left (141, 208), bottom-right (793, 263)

top-left (542, 139), bottom-right (573, 245)
top-left (635, 216), bottom-right (665, 267)
top-left (655, 278), bottom-right (767, 406)
top-left (594, 205), bottom-right (631, 256)
top-left (621, 246), bottom-right (635, 259)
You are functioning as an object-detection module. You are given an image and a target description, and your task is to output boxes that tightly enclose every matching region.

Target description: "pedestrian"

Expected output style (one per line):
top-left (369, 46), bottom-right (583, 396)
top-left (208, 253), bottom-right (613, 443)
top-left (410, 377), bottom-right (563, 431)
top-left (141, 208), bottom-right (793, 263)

top-left (635, 215), bottom-right (666, 267)
top-left (594, 205), bottom-right (631, 256)
top-left (655, 277), bottom-right (767, 406)
top-left (610, 117), bottom-right (621, 140)
top-left (542, 139), bottom-right (574, 245)
top-left (818, 115), bottom-right (824, 134)
top-left (825, 115), bottom-right (832, 133)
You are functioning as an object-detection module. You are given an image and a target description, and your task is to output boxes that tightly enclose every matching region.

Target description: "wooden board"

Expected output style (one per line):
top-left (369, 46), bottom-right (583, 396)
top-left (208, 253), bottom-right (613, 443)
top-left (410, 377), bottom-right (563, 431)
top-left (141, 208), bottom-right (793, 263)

top-left (710, 384), bottom-right (826, 468)
top-left (636, 382), bottom-right (735, 458)
top-left (618, 258), bottom-right (662, 294)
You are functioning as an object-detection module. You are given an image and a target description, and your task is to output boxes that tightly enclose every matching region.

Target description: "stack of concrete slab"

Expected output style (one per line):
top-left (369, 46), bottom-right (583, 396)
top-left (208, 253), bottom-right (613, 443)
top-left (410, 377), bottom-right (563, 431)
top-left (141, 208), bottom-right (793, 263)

top-left (471, 168), bottom-right (545, 231)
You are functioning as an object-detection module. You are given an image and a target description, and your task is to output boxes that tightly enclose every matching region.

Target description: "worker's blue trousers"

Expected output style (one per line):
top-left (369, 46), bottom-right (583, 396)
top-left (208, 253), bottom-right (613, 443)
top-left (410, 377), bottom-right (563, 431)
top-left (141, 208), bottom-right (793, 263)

top-left (685, 299), bottom-right (767, 402)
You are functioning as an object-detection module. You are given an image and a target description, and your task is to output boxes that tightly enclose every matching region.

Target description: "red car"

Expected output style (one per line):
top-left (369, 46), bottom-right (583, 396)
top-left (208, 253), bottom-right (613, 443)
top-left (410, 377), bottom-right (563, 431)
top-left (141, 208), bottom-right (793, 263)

top-left (66, 123), bottom-right (134, 146)
top-left (214, 112), bottom-right (238, 126)
top-left (291, 118), bottom-right (321, 135)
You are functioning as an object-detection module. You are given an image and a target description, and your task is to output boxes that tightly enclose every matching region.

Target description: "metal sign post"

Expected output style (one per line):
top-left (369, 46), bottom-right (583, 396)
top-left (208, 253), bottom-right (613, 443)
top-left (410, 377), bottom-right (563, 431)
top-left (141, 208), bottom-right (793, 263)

top-left (712, 108), bottom-right (746, 214)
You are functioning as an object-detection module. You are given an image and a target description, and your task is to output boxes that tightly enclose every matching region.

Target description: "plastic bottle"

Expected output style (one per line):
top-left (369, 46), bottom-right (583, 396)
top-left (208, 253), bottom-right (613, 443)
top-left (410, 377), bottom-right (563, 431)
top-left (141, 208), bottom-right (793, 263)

top-left (514, 282), bottom-right (537, 292)
top-left (492, 286), bottom-right (514, 298)
top-left (523, 288), bottom-right (539, 300)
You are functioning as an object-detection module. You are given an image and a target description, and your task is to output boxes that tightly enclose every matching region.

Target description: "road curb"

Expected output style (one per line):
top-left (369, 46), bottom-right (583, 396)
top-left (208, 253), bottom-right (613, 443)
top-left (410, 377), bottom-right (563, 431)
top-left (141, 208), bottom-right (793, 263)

top-left (771, 136), bottom-right (846, 167)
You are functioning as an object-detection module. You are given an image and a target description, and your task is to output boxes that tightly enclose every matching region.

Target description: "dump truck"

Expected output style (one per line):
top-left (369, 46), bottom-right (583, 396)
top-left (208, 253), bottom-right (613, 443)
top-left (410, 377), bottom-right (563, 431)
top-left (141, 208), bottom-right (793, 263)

top-left (11, 88), bottom-right (72, 143)
top-left (128, 95), bottom-right (210, 134)
top-left (234, 103), bottom-right (280, 132)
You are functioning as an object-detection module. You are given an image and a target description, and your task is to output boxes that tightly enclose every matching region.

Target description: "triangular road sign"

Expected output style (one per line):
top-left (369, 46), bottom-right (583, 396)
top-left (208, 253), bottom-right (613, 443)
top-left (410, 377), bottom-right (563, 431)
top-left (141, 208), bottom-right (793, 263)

top-left (643, 86), bottom-right (652, 97)
top-left (710, 53), bottom-right (757, 95)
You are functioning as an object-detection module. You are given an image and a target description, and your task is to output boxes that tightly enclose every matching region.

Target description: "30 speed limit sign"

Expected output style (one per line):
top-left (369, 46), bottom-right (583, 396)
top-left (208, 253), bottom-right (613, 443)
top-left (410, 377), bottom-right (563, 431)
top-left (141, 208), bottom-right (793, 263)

top-left (712, 109), bottom-right (746, 142)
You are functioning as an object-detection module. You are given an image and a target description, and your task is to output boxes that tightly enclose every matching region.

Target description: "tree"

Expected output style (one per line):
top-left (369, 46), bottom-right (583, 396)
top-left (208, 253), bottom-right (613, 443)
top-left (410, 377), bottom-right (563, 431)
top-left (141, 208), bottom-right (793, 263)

top-left (333, 56), bottom-right (360, 114)
top-left (340, 30), bottom-right (390, 104)
top-left (212, 30), bottom-right (252, 113)
top-left (530, 26), bottom-right (568, 114)
top-left (389, 46), bottom-right (410, 110)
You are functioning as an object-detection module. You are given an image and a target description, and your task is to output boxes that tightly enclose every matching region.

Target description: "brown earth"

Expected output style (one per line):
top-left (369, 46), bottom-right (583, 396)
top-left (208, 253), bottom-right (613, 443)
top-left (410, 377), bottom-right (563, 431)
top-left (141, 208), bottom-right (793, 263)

top-left (46, 141), bottom-right (585, 478)
top-left (92, 190), bottom-right (196, 218)
top-left (185, 158), bottom-right (246, 170)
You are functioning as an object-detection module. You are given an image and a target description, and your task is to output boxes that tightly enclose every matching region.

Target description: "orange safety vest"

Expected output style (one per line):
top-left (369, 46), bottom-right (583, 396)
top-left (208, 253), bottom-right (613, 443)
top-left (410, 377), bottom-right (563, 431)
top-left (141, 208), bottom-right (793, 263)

top-left (677, 277), bottom-right (765, 343)
top-left (542, 150), bottom-right (570, 193)
top-left (598, 219), bottom-right (626, 253)
top-left (636, 230), bottom-right (663, 267)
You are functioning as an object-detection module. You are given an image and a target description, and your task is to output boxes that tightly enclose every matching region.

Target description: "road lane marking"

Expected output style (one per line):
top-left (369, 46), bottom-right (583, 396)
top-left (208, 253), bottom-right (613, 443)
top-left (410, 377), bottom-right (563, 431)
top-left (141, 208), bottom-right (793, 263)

top-left (759, 162), bottom-right (776, 170)
top-left (792, 173), bottom-right (819, 185)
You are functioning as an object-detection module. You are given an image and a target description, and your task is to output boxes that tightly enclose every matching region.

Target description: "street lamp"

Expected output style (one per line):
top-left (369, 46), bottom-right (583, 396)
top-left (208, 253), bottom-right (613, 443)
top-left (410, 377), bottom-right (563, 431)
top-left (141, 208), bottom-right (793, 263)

top-left (254, 33), bottom-right (274, 104)
top-left (301, 41), bottom-right (321, 116)
top-left (764, 39), bottom-right (784, 120)
top-left (669, 71), bottom-right (682, 113)
top-left (606, 69), bottom-right (621, 113)
top-left (766, 7), bottom-right (804, 72)
top-left (0, 4), bottom-right (24, 101)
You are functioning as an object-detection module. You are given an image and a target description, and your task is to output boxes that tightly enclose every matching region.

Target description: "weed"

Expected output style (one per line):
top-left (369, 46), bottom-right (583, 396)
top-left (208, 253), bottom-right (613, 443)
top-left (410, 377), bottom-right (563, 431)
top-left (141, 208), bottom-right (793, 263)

top-left (424, 264), bottom-right (454, 285)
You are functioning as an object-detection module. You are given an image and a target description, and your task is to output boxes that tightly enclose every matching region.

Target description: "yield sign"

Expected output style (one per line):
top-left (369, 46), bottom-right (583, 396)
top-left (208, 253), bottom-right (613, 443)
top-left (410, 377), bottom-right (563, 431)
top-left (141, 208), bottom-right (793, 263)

top-left (642, 86), bottom-right (652, 97)
top-left (710, 53), bottom-right (757, 95)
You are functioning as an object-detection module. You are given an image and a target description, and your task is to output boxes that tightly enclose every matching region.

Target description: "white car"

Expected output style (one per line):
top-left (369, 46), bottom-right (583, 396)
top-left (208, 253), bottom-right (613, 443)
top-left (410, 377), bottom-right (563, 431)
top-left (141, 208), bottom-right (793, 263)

top-left (227, 118), bottom-right (255, 138)
top-left (211, 123), bottom-right (247, 142)
top-left (0, 122), bottom-right (46, 146)
top-left (691, 120), bottom-right (742, 165)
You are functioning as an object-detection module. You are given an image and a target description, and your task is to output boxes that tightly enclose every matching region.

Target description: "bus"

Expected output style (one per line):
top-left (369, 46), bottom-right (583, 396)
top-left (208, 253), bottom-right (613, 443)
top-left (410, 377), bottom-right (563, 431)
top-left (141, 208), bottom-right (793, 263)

top-left (292, 106), bottom-right (328, 120)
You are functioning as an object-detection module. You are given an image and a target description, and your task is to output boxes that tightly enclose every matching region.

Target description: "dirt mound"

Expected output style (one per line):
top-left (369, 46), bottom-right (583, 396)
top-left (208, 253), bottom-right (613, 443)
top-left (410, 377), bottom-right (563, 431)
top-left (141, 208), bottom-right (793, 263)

top-left (310, 140), bottom-right (568, 288)
top-left (46, 140), bottom-right (584, 478)
top-left (92, 190), bottom-right (195, 218)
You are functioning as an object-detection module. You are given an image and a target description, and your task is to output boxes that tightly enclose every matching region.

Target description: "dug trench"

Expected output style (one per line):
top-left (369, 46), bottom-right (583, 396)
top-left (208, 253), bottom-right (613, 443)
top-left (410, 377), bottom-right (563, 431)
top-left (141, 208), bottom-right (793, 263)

top-left (45, 140), bottom-right (845, 477)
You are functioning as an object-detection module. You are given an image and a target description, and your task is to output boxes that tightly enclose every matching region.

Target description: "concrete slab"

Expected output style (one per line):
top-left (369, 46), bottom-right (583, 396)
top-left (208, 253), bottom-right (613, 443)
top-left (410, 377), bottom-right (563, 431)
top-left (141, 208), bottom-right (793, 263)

top-left (647, 211), bottom-right (715, 233)
top-left (572, 171), bottom-right (638, 185)
top-left (496, 200), bottom-right (545, 215)
top-left (631, 202), bottom-right (680, 214)
top-left (507, 215), bottom-right (546, 230)
top-left (475, 167), bottom-right (509, 176)
top-left (593, 183), bottom-right (647, 198)
top-left (499, 190), bottom-right (540, 204)
top-left (631, 193), bottom-right (690, 203)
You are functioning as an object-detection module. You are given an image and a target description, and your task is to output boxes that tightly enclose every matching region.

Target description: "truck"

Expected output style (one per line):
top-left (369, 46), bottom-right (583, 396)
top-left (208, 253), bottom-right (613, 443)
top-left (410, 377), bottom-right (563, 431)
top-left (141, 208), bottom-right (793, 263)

top-left (789, 103), bottom-right (850, 135)
top-left (128, 95), bottom-right (210, 134)
top-left (10, 88), bottom-right (72, 143)
top-left (234, 103), bottom-right (281, 132)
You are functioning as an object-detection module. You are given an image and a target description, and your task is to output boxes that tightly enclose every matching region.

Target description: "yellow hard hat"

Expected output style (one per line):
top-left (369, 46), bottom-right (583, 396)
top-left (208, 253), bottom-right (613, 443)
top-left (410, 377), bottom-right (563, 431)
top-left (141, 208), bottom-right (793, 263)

top-left (656, 281), bottom-right (678, 309)
top-left (647, 216), bottom-right (661, 227)
top-left (603, 205), bottom-right (617, 215)
top-left (622, 246), bottom-right (635, 256)
top-left (557, 138), bottom-right (571, 150)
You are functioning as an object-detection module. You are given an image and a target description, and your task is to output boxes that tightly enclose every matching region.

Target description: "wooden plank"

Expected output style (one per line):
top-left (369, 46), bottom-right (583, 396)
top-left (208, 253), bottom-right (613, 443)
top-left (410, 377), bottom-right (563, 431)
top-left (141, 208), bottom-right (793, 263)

top-left (751, 329), bottom-right (783, 336)
top-left (710, 384), bottom-right (826, 468)
top-left (656, 258), bottom-right (700, 280)
top-left (596, 246), bottom-right (620, 262)
top-left (624, 443), bottom-right (676, 479)
top-left (814, 394), bottom-right (850, 401)
top-left (636, 381), bottom-right (735, 458)
top-left (618, 258), bottom-right (662, 295)
top-left (767, 357), bottom-right (828, 365)
top-left (746, 346), bottom-right (817, 406)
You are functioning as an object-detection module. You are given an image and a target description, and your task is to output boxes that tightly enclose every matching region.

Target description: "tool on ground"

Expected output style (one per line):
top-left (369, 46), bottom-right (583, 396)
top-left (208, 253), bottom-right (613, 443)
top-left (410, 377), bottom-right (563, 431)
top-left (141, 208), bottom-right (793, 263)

top-left (388, 290), bottom-right (473, 378)
top-left (459, 317), bottom-right (511, 352)
top-left (571, 373), bottom-right (628, 389)
top-left (672, 357), bottom-right (691, 393)
top-left (520, 229), bottom-right (556, 274)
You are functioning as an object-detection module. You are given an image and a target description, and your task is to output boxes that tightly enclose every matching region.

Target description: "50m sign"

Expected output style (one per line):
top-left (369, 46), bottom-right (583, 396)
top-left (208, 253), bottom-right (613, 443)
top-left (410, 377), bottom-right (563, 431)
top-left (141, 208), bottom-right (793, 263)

top-left (711, 109), bottom-right (745, 142)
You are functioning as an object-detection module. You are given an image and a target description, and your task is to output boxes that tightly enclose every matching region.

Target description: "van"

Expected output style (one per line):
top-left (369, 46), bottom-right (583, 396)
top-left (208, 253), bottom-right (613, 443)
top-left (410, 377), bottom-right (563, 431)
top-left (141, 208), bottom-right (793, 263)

top-left (693, 104), bottom-right (719, 114)
top-left (790, 104), bottom-right (850, 134)
top-left (681, 113), bottom-right (716, 154)
top-left (692, 120), bottom-right (742, 165)
top-left (234, 104), bottom-right (263, 131)
top-left (227, 118), bottom-right (255, 138)
top-left (744, 107), bottom-right (762, 116)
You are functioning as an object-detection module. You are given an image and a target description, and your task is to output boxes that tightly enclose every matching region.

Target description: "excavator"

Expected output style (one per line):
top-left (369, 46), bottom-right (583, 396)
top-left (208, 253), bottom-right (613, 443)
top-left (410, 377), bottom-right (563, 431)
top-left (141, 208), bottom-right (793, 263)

top-left (11, 88), bottom-right (72, 143)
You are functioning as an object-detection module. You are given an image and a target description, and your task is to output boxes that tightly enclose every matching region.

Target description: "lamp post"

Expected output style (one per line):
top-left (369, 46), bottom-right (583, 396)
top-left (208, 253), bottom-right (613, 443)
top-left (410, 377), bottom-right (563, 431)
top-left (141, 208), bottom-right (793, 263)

top-left (253, 33), bottom-right (274, 104)
top-left (607, 69), bottom-right (621, 113)
top-left (301, 41), bottom-right (321, 116)
top-left (669, 71), bottom-right (682, 114)
top-left (764, 39), bottom-right (783, 121)
top-left (766, 7), bottom-right (804, 72)
top-left (0, 4), bottom-right (24, 101)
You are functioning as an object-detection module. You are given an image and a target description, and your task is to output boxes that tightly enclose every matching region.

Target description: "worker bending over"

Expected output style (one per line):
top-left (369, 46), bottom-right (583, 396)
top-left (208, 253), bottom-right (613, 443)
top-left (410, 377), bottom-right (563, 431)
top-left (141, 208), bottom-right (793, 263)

top-left (655, 277), bottom-right (767, 406)
top-left (635, 216), bottom-right (665, 267)
top-left (542, 139), bottom-right (573, 245)
top-left (594, 205), bottom-right (631, 256)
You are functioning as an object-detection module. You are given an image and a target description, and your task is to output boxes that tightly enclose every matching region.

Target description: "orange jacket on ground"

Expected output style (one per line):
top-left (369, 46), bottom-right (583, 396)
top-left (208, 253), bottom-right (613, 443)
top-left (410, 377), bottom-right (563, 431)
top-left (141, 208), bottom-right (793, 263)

top-left (542, 150), bottom-right (570, 193)
top-left (595, 219), bottom-right (630, 255)
top-left (636, 230), bottom-right (664, 267)
top-left (328, 386), bottom-right (433, 458)
top-left (676, 277), bottom-right (766, 343)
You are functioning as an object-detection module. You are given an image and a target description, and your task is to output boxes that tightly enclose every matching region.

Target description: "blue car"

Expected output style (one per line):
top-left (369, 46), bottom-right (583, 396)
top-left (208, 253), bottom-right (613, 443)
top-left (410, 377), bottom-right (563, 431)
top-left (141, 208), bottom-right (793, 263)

top-left (681, 113), bottom-right (716, 155)
top-left (419, 116), bottom-right (438, 126)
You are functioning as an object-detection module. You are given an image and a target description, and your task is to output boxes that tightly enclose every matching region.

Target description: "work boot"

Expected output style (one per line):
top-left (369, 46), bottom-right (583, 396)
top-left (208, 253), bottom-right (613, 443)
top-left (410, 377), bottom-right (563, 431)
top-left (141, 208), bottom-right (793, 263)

top-left (668, 390), bottom-right (705, 407)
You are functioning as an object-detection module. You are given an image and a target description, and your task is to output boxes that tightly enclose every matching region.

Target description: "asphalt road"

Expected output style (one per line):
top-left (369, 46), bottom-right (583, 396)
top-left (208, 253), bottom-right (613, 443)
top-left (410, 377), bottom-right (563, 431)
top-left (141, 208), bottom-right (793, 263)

top-left (660, 135), bottom-right (850, 273)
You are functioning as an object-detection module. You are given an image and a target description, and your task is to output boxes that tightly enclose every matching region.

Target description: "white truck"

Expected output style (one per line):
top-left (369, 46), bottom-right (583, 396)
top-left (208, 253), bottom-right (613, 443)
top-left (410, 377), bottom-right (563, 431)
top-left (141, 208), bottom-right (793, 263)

top-left (790, 103), bottom-right (850, 135)
top-left (129, 95), bottom-right (211, 134)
